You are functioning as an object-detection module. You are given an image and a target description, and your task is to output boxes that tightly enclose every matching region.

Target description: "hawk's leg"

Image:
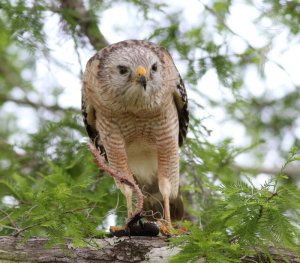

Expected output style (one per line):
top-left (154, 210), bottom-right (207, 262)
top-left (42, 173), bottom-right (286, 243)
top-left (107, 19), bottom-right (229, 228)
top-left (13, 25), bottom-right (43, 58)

top-left (99, 129), bottom-right (135, 220)
top-left (163, 195), bottom-right (171, 228)
top-left (120, 185), bottom-right (133, 218)
top-left (157, 135), bottom-right (179, 231)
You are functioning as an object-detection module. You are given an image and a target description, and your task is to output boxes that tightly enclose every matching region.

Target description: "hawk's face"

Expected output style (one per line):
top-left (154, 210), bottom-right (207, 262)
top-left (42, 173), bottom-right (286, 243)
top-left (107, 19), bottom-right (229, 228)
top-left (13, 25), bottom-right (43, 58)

top-left (98, 45), bottom-right (168, 112)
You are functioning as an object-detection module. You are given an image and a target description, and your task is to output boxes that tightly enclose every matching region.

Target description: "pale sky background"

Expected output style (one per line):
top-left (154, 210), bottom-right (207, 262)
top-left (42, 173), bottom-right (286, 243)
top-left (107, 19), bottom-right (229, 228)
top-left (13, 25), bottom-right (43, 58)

top-left (4, 0), bottom-right (300, 170)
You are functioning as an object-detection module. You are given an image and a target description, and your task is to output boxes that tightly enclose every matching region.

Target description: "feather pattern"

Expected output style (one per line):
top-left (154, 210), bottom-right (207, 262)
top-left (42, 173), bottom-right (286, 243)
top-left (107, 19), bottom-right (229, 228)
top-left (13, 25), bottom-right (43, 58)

top-left (81, 40), bottom-right (189, 223)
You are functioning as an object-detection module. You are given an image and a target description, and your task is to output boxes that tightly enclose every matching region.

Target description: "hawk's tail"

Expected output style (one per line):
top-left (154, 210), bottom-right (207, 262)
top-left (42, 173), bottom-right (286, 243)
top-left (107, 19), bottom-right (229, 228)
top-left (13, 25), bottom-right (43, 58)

top-left (143, 192), bottom-right (184, 221)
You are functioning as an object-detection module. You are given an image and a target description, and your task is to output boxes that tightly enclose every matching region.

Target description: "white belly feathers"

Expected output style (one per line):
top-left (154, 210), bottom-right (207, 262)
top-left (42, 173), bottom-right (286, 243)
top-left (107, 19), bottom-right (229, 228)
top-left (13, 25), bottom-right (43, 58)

top-left (126, 140), bottom-right (158, 187)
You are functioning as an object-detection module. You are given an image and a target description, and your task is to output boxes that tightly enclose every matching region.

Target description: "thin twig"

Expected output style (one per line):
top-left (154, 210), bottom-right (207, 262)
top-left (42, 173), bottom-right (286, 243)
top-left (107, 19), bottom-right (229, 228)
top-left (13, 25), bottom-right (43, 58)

top-left (232, 164), bottom-right (300, 178)
top-left (13, 223), bottom-right (41, 237)
top-left (200, 1), bottom-right (298, 89)
top-left (0, 209), bottom-right (17, 229)
top-left (0, 94), bottom-right (79, 113)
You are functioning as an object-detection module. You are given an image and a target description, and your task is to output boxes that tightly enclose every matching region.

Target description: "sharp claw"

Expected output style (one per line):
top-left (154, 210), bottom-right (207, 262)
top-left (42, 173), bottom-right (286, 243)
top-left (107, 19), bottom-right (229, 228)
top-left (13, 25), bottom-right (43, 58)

top-left (156, 220), bottom-right (172, 236)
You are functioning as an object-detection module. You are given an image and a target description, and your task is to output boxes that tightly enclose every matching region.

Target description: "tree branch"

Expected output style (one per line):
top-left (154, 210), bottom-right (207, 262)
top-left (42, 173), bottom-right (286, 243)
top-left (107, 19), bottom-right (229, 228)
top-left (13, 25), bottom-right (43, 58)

top-left (233, 164), bottom-right (300, 178)
top-left (0, 93), bottom-right (79, 113)
top-left (59, 0), bottom-right (108, 50)
top-left (0, 236), bottom-right (298, 263)
top-left (0, 236), bottom-right (173, 262)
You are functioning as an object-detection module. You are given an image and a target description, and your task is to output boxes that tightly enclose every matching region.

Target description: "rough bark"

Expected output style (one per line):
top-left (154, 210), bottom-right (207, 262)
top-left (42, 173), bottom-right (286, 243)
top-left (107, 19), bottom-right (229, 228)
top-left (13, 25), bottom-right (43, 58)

top-left (0, 236), bottom-right (299, 263)
top-left (0, 236), bottom-right (178, 263)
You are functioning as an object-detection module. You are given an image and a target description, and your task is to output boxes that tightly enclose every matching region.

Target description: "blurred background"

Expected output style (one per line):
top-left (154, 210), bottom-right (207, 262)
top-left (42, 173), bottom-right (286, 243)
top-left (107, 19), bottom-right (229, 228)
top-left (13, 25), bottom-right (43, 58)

top-left (0, 0), bottom-right (299, 249)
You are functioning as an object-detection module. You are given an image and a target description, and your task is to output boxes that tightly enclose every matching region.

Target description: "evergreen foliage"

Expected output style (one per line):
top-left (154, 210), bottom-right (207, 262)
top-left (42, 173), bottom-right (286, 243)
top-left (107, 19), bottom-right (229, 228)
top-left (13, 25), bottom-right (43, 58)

top-left (171, 150), bottom-right (300, 262)
top-left (0, 0), bottom-right (299, 261)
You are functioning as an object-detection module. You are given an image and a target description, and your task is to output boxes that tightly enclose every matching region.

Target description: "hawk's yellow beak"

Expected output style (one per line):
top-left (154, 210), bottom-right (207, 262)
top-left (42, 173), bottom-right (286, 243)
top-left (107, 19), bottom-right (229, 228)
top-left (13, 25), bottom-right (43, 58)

top-left (136, 66), bottom-right (147, 90)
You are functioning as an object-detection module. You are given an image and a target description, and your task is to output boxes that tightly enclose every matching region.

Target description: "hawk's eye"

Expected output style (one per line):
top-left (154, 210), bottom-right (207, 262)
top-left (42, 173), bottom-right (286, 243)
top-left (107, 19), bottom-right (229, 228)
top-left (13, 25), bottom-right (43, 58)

top-left (117, 65), bottom-right (128, 75)
top-left (151, 63), bottom-right (158, 72)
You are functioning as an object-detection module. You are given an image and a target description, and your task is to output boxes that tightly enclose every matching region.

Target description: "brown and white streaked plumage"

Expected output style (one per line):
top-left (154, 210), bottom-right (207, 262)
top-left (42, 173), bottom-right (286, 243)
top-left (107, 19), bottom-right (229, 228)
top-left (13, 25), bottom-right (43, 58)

top-left (82, 40), bottom-right (189, 227)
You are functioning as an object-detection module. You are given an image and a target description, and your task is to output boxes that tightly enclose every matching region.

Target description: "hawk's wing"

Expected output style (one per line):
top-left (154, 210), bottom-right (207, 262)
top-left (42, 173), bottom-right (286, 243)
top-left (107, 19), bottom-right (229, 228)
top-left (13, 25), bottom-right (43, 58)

top-left (81, 56), bottom-right (107, 159)
top-left (174, 74), bottom-right (189, 147)
top-left (161, 48), bottom-right (189, 147)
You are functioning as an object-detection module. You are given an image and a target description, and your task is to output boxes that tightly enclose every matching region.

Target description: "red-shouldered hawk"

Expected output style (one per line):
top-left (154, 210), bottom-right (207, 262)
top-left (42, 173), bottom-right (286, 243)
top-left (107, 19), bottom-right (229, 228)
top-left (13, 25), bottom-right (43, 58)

top-left (82, 40), bottom-right (189, 228)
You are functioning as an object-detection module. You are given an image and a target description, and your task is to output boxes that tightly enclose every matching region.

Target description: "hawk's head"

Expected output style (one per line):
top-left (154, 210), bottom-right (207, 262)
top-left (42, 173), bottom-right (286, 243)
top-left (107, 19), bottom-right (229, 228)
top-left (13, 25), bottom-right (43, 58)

top-left (84, 40), bottom-right (177, 113)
